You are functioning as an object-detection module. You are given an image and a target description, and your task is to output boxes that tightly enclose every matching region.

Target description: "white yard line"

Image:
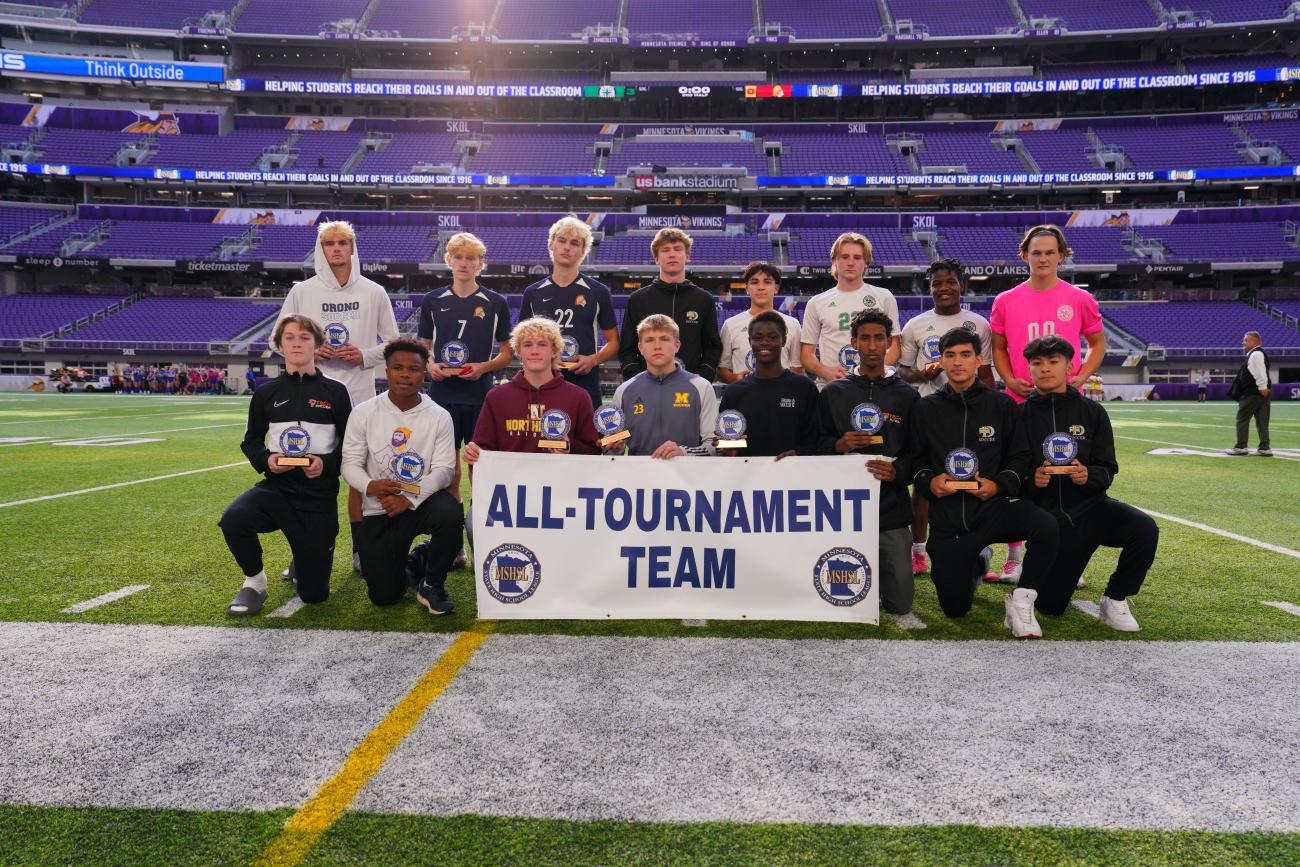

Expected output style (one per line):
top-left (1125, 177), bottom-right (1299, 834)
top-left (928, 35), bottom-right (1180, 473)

top-left (59, 585), bottom-right (150, 614)
top-left (0, 463), bottom-right (246, 509)
top-left (0, 408), bottom-right (220, 427)
top-left (266, 598), bottom-right (307, 619)
top-left (1118, 434), bottom-right (1300, 461)
top-left (0, 421), bottom-right (243, 448)
top-left (1071, 600), bottom-right (1101, 619)
top-left (1136, 507), bottom-right (1300, 559)
top-left (1261, 601), bottom-right (1300, 617)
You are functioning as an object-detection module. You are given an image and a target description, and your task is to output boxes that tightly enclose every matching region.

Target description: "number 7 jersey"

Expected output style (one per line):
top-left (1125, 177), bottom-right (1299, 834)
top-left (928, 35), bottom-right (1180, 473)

top-left (417, 284), bottom-right (512, 406)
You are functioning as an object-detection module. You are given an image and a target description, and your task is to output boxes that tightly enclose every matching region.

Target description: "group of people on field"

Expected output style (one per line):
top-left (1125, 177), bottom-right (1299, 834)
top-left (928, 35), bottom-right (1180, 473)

top-left (116, 364), bottom-right (227, 394)
top-left (219, 217), bottom-right (1162, 639)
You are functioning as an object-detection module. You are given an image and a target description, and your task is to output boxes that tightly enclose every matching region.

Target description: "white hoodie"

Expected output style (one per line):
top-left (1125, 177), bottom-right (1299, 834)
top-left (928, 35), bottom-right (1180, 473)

top-left (278, 235), bottom-right (400, 406)
top-left (342, 391), bottom-right (457, 517)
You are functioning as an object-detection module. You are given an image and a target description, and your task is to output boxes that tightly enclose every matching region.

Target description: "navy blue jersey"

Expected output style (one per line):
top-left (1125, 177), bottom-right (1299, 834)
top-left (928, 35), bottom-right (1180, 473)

top-left (519, 273), bottom-right (617, 357)
top-left (417, 285), bottom-right (512, 406)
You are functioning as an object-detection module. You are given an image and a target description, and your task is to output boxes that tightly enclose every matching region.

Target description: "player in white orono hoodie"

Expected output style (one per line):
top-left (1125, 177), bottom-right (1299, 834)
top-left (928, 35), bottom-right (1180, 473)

top-left (277, 220), bottom-right (400, 574)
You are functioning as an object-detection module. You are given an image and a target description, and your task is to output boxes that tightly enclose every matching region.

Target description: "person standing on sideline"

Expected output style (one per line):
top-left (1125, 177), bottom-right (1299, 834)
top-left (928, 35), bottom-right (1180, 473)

top-left (1226, 331), bottom-right (1272, 457)
top-left (616, 228), bottom-right (722, 382)
top-left (988, 225), bottom-right (1106, 585)
top-left (278, 220), bottom-right (400, 572)
top-left (800, 232), bottom-right (900, 387)
top-left (1195, 369), bottom-right (1209, 403)
top-left (519, 216), bottom-right (620, 408)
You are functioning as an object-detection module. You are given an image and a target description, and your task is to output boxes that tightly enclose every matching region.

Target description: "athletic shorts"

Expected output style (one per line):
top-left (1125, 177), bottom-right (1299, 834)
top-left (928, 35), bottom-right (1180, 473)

top-left (445, 403), bottom-right (482, 450)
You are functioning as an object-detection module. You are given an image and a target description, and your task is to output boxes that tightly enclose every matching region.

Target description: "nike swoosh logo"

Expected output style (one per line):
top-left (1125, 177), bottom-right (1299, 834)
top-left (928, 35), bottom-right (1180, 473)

top-left (439, 307), bottom-right (451, 312)
top-left (540, 297), bottom-right (553, 304)
top-left (274, 400), bottom-right (289, 407)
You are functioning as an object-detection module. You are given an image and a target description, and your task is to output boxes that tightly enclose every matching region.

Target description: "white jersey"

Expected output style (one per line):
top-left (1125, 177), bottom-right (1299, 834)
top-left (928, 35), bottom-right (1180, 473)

top-left (799, 283), bottom-right (899, 385)
top-left (898, 308), bottom-right (994, 396)
top-left (278, 236), bottom-right (400, 408)
top-left (342, 391), bottom-right (456, 517)
top-left (719, 309), bottom-right (803, 375)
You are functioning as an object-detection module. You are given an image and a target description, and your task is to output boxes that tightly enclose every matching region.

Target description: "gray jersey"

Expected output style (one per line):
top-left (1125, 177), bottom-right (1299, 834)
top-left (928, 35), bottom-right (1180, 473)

top-left (612, 364), bottom-right (717, 456)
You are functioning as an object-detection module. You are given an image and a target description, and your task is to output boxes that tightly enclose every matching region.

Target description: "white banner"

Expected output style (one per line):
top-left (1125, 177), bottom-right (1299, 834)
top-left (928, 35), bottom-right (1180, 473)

top-left (472, 453), bottom-right (880, 623)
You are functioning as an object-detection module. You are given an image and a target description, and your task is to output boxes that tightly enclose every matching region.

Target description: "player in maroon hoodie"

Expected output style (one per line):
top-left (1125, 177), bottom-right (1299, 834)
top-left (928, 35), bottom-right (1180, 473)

top-left (464, 316), bottom-right (600, 461)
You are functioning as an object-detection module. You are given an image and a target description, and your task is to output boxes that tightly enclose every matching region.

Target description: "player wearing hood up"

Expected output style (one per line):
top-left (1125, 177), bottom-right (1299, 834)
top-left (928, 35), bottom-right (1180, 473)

top-left (278, 220), bottom-right (400, 572)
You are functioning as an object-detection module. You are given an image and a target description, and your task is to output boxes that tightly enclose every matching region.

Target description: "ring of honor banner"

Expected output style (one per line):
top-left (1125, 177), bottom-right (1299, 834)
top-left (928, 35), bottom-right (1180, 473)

top-left (472, 453), bottom-right (880, 623)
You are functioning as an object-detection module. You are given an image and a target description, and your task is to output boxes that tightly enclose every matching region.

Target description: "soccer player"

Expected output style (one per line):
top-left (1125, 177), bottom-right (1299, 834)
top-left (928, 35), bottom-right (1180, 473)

top-left (616, 228), bottom-right (722, 382)
top-left (907, 328), bottom-right (1064, 639)
top-left (279, 220), bottom-right (400, 571)
top-left (718, 310), bottom-right (818, 457)
top-left (718, 261), bottom-right (803, 383)
top-left (417, 231), bottom-right (513, 564)
top-left (219, 314), bottom-right (352, 616)
top-left (816, 310), bottom-right (920, 616)
top-left (898, 259), bottom-right (995, 577)
top-left (464, 316), bottom-right (600, 459)
top-left (1018, 336), bottom-right (1157, 631)
top-left (342, 340), bottom-right (463, 615)
top-left (519, 215), bottom-right (620, 408)
top-left (989, 225), bottom-right (1107, 585)
top-left (612, 314), bottom-right (717, 458)
top-left (800, 231), bottom-right (900, 387)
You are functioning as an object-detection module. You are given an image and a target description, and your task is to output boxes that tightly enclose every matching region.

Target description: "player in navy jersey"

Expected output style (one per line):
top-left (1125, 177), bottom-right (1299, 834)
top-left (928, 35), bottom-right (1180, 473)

top-left (519, 215), bottom-right (620, 407)
top-left (417, 232), bottom-right (513, 565)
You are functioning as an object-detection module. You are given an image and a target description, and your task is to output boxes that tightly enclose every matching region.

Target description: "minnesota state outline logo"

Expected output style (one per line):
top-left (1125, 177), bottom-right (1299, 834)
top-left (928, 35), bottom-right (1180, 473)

top-left (813, 547), bottom-right (872, 606)
top-left (483, 543), bottom-right (542, 604)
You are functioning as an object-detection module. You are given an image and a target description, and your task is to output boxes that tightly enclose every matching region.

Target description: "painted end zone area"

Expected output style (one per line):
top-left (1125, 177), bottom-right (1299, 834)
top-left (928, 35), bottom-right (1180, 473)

top-left (0, 623), bottom-right (455, 812)
top-left (356, 635), bottom-right (1300, 833)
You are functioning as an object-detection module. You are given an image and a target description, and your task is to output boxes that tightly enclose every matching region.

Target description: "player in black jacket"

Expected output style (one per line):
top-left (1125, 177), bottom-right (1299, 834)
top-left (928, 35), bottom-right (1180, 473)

top-left (718, 311), bottom-right (819, 457)
top-left (907, 328), bottom-right (1063, 638)
top-left (816, 310), bottom-right (920, 616)
top-left (1020, 336), bottom-right (1157, 631)
top-left (220, 314), bottom-right (352, 615)
top-left (616, 228), bottom-right (722, 381)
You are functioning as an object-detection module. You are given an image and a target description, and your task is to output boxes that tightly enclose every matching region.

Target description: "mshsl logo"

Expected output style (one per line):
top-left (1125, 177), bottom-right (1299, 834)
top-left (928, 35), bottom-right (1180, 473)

top-left (482, 543), bottom-right (541, 604)
top-left (813, 547), bottom-right (872, 607)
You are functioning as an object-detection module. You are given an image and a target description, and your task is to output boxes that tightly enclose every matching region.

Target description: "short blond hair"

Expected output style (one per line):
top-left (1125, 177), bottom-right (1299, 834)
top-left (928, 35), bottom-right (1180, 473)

top-left (650, 227), bottom-right (693, 257)
top-left (317, 220), bottom-right (355, 243)
top-left (1019, 224), bottom-right (1073, 258)
top-left (830, 231), bottom-right (873, 267)
top-left (444, 232), bottom-right (487, 262)
top-left (636, 313), bottom-right (680, 340)
top-left (548, 215), bottom-right (593, 260)
top-left (510, 316), bottom-right (563, 357)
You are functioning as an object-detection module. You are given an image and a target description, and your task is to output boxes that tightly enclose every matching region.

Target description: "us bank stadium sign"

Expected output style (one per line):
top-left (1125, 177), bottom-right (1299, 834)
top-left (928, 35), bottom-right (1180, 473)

top-left (632, 175), bottom-right (741, 191)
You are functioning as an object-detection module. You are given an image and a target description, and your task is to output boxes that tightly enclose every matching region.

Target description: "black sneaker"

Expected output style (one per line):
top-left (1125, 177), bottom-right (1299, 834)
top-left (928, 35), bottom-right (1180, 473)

top-left (417, 582), bottom-right (455, 615)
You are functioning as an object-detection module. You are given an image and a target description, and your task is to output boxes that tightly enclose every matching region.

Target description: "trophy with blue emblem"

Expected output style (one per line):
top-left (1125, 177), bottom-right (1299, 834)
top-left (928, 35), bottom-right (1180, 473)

top-left (944, 447), bottom-right (980, 491)
top-left (538, 408), bottom-right (572, 450)
top-left (849, 402), bottom-right (885, 446)
top-left (1042, 431), bottom-right (1079, 475)
top-left (277, 425), bottom-right (312, 468)
top-left (558, 335), bottom-right (580, 370)
top-left (441, 339), bottom-right (468, 376)
top-left (391, 451), bottom-right (426, 494)
top-left (594, 403), bottom-right (630, 448)
top-left (716, 409), bottom-right (748, 450)
top-left (838, 345), bottom-right (860, 371)
top-left (324, 322), bottom-right (350, 350)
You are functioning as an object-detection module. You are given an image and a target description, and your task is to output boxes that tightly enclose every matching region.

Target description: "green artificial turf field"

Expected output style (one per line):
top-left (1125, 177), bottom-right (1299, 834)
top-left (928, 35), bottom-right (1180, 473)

top-left (0, 393), bottom-right (1296, 866)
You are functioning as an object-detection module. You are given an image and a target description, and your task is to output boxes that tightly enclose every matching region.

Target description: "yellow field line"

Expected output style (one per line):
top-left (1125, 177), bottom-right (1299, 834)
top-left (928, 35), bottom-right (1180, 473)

top-left (254, 621), bottom-right (496, 867)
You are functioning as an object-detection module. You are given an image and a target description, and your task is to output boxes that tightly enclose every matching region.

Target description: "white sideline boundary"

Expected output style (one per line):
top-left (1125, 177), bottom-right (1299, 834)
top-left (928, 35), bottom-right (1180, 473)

top-left (1136, 507), bottom-right (1300, 559)
top-left (0, 463), bottom-right (246, 509)
top-left (1118, 434), bottom-right (1300, 461)
top-left (0, 408), bottom-right (222, 428)
top-left (60, 584), bottom-right (150, 614)
top-left (1261, 601), bottom-right (1300, 617)
top-left (0, 421), bottom-right (243, 448)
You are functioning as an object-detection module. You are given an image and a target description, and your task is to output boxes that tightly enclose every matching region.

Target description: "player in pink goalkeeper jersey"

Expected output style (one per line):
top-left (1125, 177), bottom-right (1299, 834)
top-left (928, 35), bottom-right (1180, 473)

top-left (990, 225), bottom-right (1106, 404)
top-left (988, 224), bottom-right (1107, 585)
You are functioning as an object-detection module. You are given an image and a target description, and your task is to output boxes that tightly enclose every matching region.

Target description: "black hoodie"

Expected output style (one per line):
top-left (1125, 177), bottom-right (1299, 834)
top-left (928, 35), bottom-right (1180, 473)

top-left (241, 369), bottom-right (352, 510)
top-left (906, 379), bottom-right (1031, 535)
top-left (1018, 386), bottom-right (1118, 525)
top-left (617, 277), bottom-right (722, 381)
top-left (816, 370), bottom-right (919, 532)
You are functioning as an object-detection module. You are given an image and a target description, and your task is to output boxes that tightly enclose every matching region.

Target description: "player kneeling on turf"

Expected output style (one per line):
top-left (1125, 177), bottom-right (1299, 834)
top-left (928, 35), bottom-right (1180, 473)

top-left (342, 340), bottom-right (463, 615)
top-left (221, 314), bottom-right (352, 616)
top-left (906, 328), bottom-right (1065, 638)
top-left (1019, 336), bottom-right (1158, 632)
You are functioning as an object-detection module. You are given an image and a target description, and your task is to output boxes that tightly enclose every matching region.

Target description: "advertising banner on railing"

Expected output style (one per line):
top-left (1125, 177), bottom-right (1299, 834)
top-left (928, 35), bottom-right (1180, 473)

top-left (0, 51), bottom-right (224, 83)
top-left (472, 452), bottom-right (881, 623)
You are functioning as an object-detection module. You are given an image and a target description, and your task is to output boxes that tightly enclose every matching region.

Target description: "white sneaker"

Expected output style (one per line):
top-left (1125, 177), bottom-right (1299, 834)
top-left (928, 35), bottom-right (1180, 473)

top-left (999, 560), bottom-right (1023, 584)
top-left (1077, 576), bottom-right (1087, 589)
top-left (1225, 447), bottom-right (1249, 456)
top-left (1003, 591), bottom-right (1042, 639)
top-left (352, 551), bottom-right (362, 572)
top-left (1099, 596), bottom-right (1140, 632)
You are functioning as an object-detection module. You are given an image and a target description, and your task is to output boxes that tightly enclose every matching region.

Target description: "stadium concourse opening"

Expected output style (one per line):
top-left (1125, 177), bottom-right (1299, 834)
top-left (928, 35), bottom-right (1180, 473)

top-left (2, 1), bottom-right (1300, 863)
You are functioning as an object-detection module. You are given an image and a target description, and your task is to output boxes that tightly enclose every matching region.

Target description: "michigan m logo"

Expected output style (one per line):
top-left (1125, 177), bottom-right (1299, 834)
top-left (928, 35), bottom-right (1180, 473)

top-left (674, 392), bottom-right (691, 407)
